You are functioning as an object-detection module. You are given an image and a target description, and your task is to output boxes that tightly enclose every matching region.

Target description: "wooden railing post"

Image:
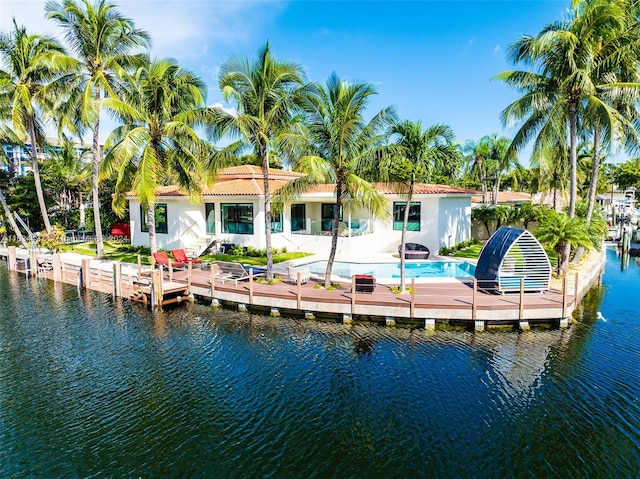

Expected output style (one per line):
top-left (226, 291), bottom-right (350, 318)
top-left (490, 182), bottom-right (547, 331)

top-left (7, 246), bottom-right (16, 272)
top-left (519, 277), bottom-right (525, 320)
top-left (351, 275), bottom-right (356, 315)
top-left (152, 269), bottom-right (163, 310)
top-left (297, 272), bottom-right (302, 310)
top-left (29, 249), bottom-right (37, 277)
top-left (574, 271), bottom-right (579, 299)
top-left (249, 268), bottom-right (254, 304)
top-left (187, 262), bottom-right (192, 292)
top-left (52, 253), bottom-right (61, 282)
top-left (562, 272), bottom-right (568, 318)
top-left (210, 265), bottom-right (216, 300)
top-left (411, 277), bottom-right (415, 319)
top-left (81, 258), bottom-right (91, 289)
top-left (472, 278), bottom-right (477, 321)
top-left (113, 262), bottom-right (122, 298)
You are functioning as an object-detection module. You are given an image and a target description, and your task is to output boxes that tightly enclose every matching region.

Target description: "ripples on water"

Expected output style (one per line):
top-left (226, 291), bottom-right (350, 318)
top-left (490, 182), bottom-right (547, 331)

top-left (0, 249), bottom-right (638, 478)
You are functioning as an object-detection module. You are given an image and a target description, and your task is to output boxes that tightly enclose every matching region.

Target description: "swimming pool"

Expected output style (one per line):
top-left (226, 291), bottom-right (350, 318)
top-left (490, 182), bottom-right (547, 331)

top-left (300, 260), bottom-right (476, 279)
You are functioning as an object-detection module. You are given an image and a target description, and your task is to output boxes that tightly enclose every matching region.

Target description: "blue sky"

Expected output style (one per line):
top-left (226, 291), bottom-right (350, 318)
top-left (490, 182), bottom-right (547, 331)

top-left (1, 0), bottom-right (572, 161)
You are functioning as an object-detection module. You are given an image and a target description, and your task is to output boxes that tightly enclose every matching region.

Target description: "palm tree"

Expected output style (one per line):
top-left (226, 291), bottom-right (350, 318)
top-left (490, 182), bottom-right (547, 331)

top-left (388, 120), bottom-right (459, 292)
top-left (0, 20), bottom-right (72, 233)
top-left (285, 73), bottom-right (396, 287)
top-left (534, 209), bottom-right (592, 275)
top-left (215, 43), bottom-right (307, 279)
top-left (40, 140), bottom-right (90, 227)
top-left (496, 0), bottom-right (633, 219)
top-left (100, 58), bottom-right (210, 254)
top-left (0, 125), bottom-right (27, 247)
top-left (463, 134), bottom-right (517, 204)
top-left (46, 0), bottom-right (150, 259)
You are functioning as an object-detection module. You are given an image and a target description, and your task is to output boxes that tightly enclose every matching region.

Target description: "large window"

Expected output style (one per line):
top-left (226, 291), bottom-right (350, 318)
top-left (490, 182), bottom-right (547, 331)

top-left (321, 203), bottom-right (342, 231)
top-left (205, 203), bottom-right (215, 234)
top-left (290, 204), bottom-right (306, 232)
top-left (393, 201), bottom-right (421, 231)
top-left (221, 203), bottom-right (254, 234)
top-left (141, 203), bottom-right (168, 234)
top-left (271, 211), bottom-right (283, 233)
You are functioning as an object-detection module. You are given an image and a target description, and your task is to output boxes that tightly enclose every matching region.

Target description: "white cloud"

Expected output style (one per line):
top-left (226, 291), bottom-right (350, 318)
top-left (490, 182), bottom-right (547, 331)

top-left (493, 45), bottom-right (502, 54)
top-left (1, 0), bottom-right (285, 60)
top-left (210, 102), bottom-right (236, 116)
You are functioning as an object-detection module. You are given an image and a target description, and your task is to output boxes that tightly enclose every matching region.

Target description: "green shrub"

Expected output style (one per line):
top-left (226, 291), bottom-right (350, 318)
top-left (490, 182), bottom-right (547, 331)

top-left (38, 226), bottom-right (65, 252)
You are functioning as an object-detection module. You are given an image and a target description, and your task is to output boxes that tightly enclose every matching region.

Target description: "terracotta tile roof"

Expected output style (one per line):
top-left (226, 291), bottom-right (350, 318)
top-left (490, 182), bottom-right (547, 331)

top-left (129, 165), bottom-right (475, 198)
top-left (302, 183), bottom-right (477, 195)
top-left (128, 165), bottom-right (304, 198)
top-left (471, 191), bottom-right (533, 203)
top-left (216, 165), bottom-right (304, 181)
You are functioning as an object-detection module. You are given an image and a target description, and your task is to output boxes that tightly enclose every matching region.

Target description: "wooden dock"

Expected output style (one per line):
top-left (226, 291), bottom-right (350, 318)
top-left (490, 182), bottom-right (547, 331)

top-left (0, 246), bottom-right (605, 331)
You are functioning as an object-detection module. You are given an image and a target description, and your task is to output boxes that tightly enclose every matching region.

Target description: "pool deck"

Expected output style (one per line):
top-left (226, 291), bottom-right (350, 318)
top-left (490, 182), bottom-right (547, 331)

top-left (0, 247), bottom-right (606, 330)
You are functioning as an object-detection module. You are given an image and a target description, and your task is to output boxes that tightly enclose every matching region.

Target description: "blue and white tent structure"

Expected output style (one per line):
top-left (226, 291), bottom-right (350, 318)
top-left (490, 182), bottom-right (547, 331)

top-left (475, 227), bottom-right (551, 293)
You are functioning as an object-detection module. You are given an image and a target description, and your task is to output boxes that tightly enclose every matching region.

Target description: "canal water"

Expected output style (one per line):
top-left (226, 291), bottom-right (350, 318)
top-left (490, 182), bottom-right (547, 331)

top-left (0, 248), bottom-right (638, 478)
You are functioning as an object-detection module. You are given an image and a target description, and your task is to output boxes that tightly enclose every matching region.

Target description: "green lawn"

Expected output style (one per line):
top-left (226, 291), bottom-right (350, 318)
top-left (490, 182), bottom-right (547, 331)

top-left (450, 244), bottom-right (483, 259)
top-left (60, 241), bottom-right (311, 266)
top-left (449, 243), bottom-right (558, 265)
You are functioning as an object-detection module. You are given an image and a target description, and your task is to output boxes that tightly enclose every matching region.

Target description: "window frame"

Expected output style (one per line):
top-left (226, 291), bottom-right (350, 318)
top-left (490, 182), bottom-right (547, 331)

top-left (221, 203), bottom-right (254, 235)
top-left (140, 203), bottom-right (168, 234)
top-left (290, 203), bottom-right (306, 232)
top-left (393, 201), bottom-right (421, 231)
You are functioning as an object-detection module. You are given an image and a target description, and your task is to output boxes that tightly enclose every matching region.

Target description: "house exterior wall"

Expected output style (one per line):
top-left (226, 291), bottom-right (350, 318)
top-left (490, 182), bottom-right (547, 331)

top-left (437, 196), bottom-right (471, 249)
top-left (129, 193), bottom-right (472, 258)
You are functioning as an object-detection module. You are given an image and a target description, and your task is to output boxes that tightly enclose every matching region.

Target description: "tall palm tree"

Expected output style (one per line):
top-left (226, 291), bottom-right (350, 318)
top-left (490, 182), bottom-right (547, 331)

top-left (100, 58), bottom-right (210, 254)
top-left (46, 0), bottom-right (150, 259)
top-left (40, 140), bottom-right (90, 227)
top-left (287, 73), bottom-right (396, 287)
top-left (215, 43), bottom-right (306, 279)
top-left (0, 123), bottom-right (27, 247)
top-left (496, 0), bottom-right (632, 219)
top-left (388, 120), bottom-right (459, 292)
top-left (464, 134), bottom-right (518, 204)
top-left (0, 20), bottom-right (71, 233)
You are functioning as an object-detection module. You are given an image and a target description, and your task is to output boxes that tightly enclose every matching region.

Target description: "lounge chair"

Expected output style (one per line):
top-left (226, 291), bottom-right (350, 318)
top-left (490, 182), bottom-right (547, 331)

top-left (171, 248), bottom-right (203, 267)
top-left (288, 265), bottom-right (311, 284)
top-left (399, 243), bottom-right (430, 260)
top-left (215, 260), bottom-right (265, 285)
top-left (152, 251), bottom-right (186, 271)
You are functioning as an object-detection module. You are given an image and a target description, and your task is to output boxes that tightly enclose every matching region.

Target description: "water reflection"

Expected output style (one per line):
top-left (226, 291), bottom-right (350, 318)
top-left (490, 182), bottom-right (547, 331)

top-left (0, 256), bottom-right (638, 478)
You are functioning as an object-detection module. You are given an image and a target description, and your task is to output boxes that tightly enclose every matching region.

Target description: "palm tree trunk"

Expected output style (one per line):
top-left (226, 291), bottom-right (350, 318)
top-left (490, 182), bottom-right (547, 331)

top-left (585, 125), bottom-right (601, 225)
top-left (148, 203), bottom-right (157, 254)
top-left (574, 124), bottom-right (601, 263)
top-left (260, 138), bottom-right (273, 280)
top-left (28, 115), bottom-right (51, 233)
top-left (568, 101), bottom-right (578, 218)
top-left (92, 85), bottom-right (105, 259)
top-left (0, 188), bottom-right (27, 247)
top-left (399, 183), bottom-right (414, 293)
top-left (324, 177), bottom-right (342, 288)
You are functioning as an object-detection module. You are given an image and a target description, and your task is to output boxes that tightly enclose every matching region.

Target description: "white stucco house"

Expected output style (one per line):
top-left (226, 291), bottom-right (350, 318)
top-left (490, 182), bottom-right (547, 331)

top-left (127, 165), bottom-right (475, 259)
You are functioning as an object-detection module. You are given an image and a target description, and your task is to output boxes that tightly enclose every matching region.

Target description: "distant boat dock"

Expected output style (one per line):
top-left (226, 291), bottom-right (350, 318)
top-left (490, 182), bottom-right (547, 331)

top-left (0, 246), bottom-right (606, 331)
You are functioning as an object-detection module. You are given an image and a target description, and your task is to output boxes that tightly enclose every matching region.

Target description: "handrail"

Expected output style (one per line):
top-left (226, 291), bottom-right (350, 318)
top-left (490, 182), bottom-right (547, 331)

top-left (14, 211), bottom-right (36, 250)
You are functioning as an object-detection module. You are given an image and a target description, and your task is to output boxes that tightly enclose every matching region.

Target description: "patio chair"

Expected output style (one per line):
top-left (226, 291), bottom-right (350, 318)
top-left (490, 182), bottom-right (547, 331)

top-left (399, 243), bottom-right (430, 260)
top-left (171, 248), bottom-right (203, 268)
top-left (152, 251), bottom-right (186, 271)
top-left (215, 260), bottom-right (265, 286)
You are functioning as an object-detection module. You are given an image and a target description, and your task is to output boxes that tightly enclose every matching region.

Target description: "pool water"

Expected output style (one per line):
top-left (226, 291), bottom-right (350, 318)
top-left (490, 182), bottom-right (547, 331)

top-left (301, 259), bottom-right (476, 279)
